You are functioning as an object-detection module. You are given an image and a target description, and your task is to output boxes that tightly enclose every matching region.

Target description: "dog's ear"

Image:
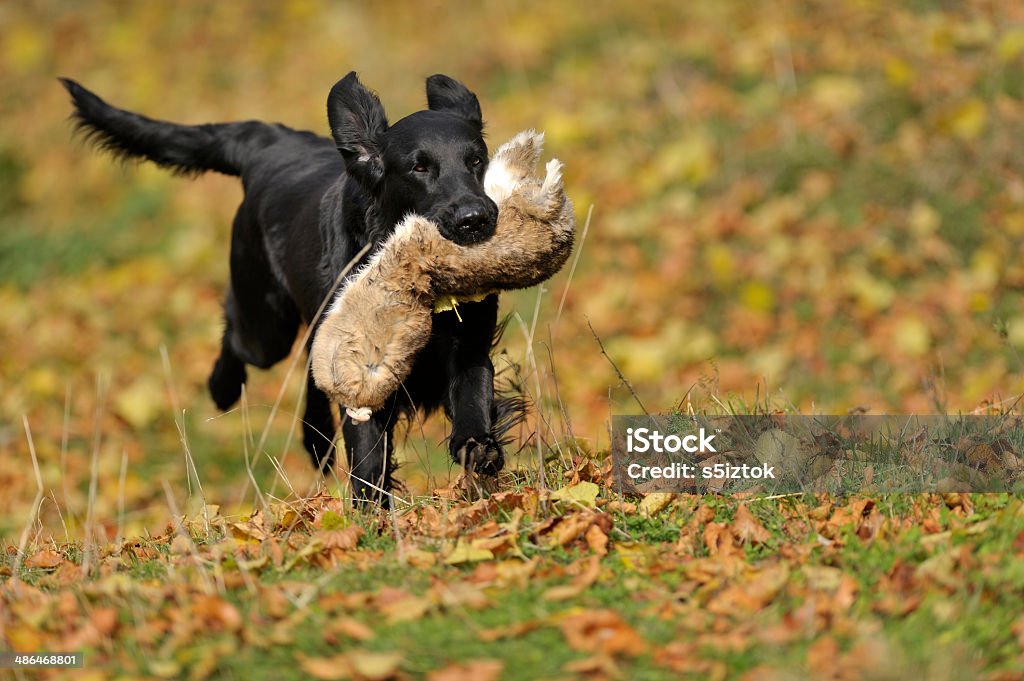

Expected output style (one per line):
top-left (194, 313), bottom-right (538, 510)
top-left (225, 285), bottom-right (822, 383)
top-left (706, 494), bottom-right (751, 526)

top-left (426, 74), bottom-right (483, 130)
top-left (327, 72), bottom-right (389, 187)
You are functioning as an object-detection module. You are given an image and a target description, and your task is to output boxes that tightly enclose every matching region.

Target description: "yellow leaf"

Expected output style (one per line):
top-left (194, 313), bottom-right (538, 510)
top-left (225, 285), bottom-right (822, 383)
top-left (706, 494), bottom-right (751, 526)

top-left (1007, 317), bottom-right (1024, 347)
top-left (653, 131), bottom-right (717, 187)
top-left (638, 493), bottom-right (675, 518)
top-left (113, 375), bottom-right (166, 429)
top-left (810, 75), bottom-right (864, 113)
top-left (894, 317), bottom-right (931, 357)
top-left (908, 200), bottom-right (940, 235)
top-left (550, 481), bottom-right (599, 507)
top-left (884, 58), bottom-right (914, 88)
top-left (282, 537), bottom-right (325, 570)
top-left (7, 626), bottom-right (44, 652)
top-left (444, 539), bottom-right (494, 565)
top-left (998, 28), bottom-right (1024, 61)
top-left (3, 22), bottom-right (46, 74)
top-left (348, 650), bottom-right (403, 681)
top-left (740, 281), bottom-right (775, 313)
top-left (944, 99), bottom-right (988, 140)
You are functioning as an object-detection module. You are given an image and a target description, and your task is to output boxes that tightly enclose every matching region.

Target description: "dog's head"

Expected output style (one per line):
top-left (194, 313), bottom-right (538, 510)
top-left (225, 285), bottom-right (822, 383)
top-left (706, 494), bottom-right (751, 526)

top-left (327, 72), bottom-right (497, 245)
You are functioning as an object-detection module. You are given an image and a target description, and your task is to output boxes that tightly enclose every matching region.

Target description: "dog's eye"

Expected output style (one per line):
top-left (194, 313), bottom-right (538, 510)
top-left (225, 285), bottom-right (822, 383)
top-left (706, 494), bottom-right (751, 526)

top-left (470, 156), bottom-right (482, 167)
top-left (412, 162), bottom-right (428, 173)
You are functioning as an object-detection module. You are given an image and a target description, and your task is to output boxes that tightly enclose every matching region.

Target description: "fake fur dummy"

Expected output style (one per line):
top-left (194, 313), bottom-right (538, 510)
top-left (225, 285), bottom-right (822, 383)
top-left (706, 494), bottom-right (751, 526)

top-left (310, 130), bottom-right (574, 420)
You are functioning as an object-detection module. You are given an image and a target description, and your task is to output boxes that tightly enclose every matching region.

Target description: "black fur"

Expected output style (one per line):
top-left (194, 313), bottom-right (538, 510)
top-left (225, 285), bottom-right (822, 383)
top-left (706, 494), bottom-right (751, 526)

top-left (61, 72), bottom-right (519, 505)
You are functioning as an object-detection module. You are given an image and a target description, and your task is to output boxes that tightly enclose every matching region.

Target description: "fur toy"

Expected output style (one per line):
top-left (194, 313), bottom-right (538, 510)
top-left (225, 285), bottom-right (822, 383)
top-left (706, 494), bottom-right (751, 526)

top-left (311, 130), bottom-right (574, 420)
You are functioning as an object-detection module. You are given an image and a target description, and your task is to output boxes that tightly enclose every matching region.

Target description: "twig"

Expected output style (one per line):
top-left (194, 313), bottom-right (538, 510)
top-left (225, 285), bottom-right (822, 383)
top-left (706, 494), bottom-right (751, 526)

top-left (555, 203), bottom-right (592, 326)
top-left (12, 416), bottom-right (45, 593)
top-left (586, 317), bottom-right (650, 416)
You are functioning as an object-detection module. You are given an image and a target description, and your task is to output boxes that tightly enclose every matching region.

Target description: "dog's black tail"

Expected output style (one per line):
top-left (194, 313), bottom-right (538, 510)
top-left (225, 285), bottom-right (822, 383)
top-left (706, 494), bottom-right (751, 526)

top-left (60, 78), bottom-right (273, 177)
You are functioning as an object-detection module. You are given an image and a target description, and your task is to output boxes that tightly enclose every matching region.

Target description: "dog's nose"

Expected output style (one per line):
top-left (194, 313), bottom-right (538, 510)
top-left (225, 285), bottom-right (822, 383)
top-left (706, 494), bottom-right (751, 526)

top-left (455, 206), bottom-right (488, 232)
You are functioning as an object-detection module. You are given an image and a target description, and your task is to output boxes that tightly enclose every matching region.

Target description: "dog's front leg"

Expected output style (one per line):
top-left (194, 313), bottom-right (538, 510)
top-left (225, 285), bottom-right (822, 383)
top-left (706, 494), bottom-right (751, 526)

top-left (341, 408), bottom-right (395, 507)
top-left (443, 296), bottom-right (504, 476)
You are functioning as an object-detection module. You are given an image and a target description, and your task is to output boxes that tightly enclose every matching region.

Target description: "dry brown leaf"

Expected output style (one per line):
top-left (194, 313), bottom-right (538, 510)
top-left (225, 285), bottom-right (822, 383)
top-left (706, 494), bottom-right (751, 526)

top-left (319, 526), bottom-right (365, 550)
top-left (703, 522), bottom-right (738, 556)
top-left (26, 549), bottom-right (63, 569)
top-left (477, 619), bottom-right (543, 642)
top-left (375, 588), bottom-right (433, 624)
top-left (192, 594), bottom-right (243, 632)
top-left (806, 636), bottom-right (840, 679)
top-left (653, 641), bottom-right (714, 673)
top-left (732, 504), bottom-right (771, 545)
top-left (433, 581), bottom-right (488, 610)
top-left (558, 609), bottom-right (647, 657)
top-left (491, 558), bottom-right (539, 589)
top-left (90, 607), bottom-right (119, 636)
top-left (563, 654), bottom-right (621, 677)
top-left (426, 659), bottom-right (503, 681)
top-left (299, 653), bottom-right (352, 680)
top-left (542, 555), bottom-right (602, 601)
top-left (708, 564), bottom-right (790, 615)
top-left (329, 617), bottom-right (375, 642)
top-left (544, 513), bottom-right (593, 548)
top-left (584, 523), bottom-right (609, 556)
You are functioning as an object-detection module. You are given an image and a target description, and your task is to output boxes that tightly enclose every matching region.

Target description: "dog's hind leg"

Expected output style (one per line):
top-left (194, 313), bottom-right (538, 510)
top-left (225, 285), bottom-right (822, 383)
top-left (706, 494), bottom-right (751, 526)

top-left (207, 208), bottom-right (301, 412)
top-left (303, 326), bottom-right (337, 469)
top-left (208, 317), bottom-right (248, 410)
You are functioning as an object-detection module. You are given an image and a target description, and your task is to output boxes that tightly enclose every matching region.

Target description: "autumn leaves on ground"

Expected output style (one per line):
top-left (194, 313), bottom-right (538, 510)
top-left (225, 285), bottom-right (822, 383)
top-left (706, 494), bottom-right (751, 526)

top-left (4, 1), bottom-right (1024, 679)
top-left (8, 483), bottom-right (1024, 680)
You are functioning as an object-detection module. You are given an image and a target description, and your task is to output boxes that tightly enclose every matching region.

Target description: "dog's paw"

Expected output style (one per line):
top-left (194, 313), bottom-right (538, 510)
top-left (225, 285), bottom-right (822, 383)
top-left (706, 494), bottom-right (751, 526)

top-left (208, 353), bottom-right (247, 410)
top-left (451, 435), bottom-right (505, 476)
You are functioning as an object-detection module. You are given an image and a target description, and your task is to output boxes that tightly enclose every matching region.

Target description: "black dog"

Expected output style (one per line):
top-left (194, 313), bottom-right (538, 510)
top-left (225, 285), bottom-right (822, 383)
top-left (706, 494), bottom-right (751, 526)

top-left (62, 72), bottom-right (520, 504)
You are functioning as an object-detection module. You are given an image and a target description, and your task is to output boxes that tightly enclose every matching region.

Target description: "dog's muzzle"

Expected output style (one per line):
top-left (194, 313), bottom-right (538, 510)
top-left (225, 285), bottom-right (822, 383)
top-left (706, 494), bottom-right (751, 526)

top-left (437, 198), bottom-right (498, 245)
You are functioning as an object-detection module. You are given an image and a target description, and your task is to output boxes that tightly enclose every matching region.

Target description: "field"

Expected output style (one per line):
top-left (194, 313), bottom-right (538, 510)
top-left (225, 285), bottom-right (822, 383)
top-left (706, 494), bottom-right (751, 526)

top-left (2, 1), bottom-right (1024, 679)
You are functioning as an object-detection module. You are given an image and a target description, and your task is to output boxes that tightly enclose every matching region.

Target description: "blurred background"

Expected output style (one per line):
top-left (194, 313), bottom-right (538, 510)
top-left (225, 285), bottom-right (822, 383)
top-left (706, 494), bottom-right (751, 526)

top-left (3, 0), bottom-right (1024, 538)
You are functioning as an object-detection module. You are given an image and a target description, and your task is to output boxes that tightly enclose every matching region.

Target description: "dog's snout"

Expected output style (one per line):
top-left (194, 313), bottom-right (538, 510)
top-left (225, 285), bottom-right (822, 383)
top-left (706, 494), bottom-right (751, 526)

top-left (436, 198), bottom-right (497, 245)
top-left (455, 206), bottom-right (488, 232)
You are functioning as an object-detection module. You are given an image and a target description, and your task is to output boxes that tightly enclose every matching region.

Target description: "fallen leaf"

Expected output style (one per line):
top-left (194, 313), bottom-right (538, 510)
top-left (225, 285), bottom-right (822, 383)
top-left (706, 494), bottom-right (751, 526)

top-left (638, 493), bottom-right (675, 517)
top-left (319, 526), bottom-right (365, 550)
top-left (543, 555), bottom-right (602, 601)
top-left (298, 653), bottom-right (351, 680)
top-left (444, 538), bottom-right (494, 565)
top-left (192, 594), bottom-right (243, 632)
top-left (558, 609), bottom-right (647, 657)
top-left (584, 523), bottom-right (609, 556)
top-left (427, 659), bottom-right (503, 681)
top-left (703, 522), bottom-right (738, 556)
top-left (375, 588), bottom-right (433, 624)
top-left (733, 504), bottom-right (771, 545)
top-left (329, 617), bottom-right (375, 642)
top-left (25, 549), bottom-right (63, 569)
top-left (348, 650), bottom-right (403, 681)
top-left (550, 481), bottom-right (600, 507)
